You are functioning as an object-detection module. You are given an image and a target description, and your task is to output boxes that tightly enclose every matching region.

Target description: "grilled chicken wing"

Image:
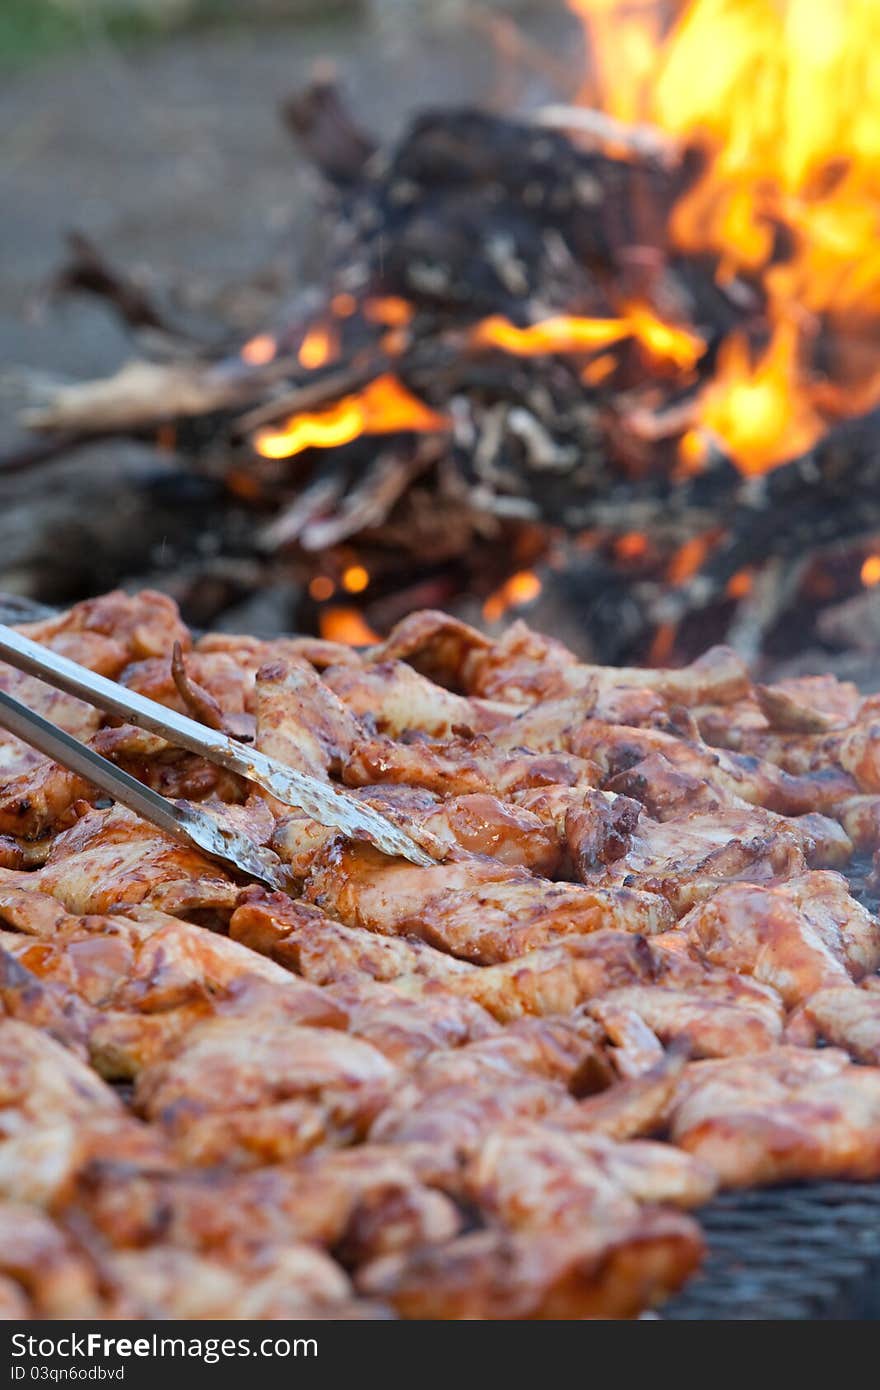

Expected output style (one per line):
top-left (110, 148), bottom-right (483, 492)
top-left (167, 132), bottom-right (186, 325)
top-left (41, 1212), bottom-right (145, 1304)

top-left (679, 872), bottom-right (880, 1005)
top-left (15, 806), bottom-right (239, 920)
top-left (798, 980), bottom-right (880, 1063)
top-left (325, 659), bottom-right (509, 737)
top-left (0, 1018), bottom-right (121, 1138)
top-left (0, 1203), bottom-right (102, 1317)
top-left (670, 1047), bottom-right (880, 1185)
top-left (463, 1121), bottom-right (716, 1233)
top-left (302, 841), bottom-right (672, 964)
top-left (357, 1210), bottom-right (703, 1320)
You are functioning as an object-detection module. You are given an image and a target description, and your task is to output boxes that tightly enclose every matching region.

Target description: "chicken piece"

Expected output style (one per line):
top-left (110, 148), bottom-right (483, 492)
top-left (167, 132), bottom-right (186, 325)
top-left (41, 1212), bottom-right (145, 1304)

top-left (679, 872), bottom-right (880, 1006)
top-left (764, 674), bottom-right (862, 726)
top-left (196, 629), bottom-right (363, 672)
top-left (135, 1015), bottom-right (397, 1167)
top-left (0, 1115), bottom-right (173, 1209)
top-left (369, 1017), bottom-right (612, 1152)
top-left (584, 978), bottom-right (783, 1059)
top-left (670, 1046), bottom-right (880, 1186)
top-left (0, 940), bottom-right (94, 1050)
top-left (477, 692), bottom-right (599, 754)
top-left (302, 841), bottom-right (672, 964)
top-left (465, 617), bottom-right (748, 709)
top-left (342, 731), bottom-right (600, 800)
top-left (367, 786), bottom-right (562, 875)
top-left (0, 759), bottom-right (95, 839)
top-left (0, 1018), bottom-right (121, 1139)
top-left (324, 976), bottom-right (499, 1067)
top-left (604, 751), bottom-right (725, 821)
top-left (698, 678), bottom-right (857, 756)
top-left (0, 1275), bottom-right (31, 1318)
top-left (585, 998), bottom-right (665, 1078)
top-left (357, 1209), bottom-right (703, 1319)
top-left (121, 648), bottom-right (258, 730)
top-left (837, 795), bottom-right (880, 851)
top-left (0, 1204), bottom-right (102, 1318)
top-left (588, 812), bottom-right (814, 915)
top-left (368, 609), bottom-right (493, 691)
top-left (560, 1049), bottom-right (689, 1141)
top-left (0, 922), bottom-right (343, 1085)
top-left (605, 751), bottom-right (852, 868)
top-left (324, 659), bottom-right (508, 737)
top-left (445, 931), bottom-right (655, 1023)
top-left (255, 658), bottom-right (358, 780)
top-left (0, 886), bottom-right (343, 1022)
top-left (19, 805), bottom-right (239, 920)
top-left (19, 588), bottom-right (190, 665)
top-left (104, 1244), bottom-right (358, 1320)
top-left (273, 786), bottom-right (561, 880)
top-left (73, 1141), bottom-right (458, 1273)
top-left (267, 813), bottom-right (339, 881)
top-left (464, 1121), bottom-right (716, 1234)
top-left (799, 981), bottom-right (880, 1064)
top-left (230, 888), bottom-right (476, 986)
top-left (0, 720), bottom-right (250, 839)
top-left (837, 721), bottom-right (880, 794)
top-left (1, 588), bottom-right (188, 789)
top-left (0, 668), bottom-right (103, 786)
top-left (238, 913), bottom-right (647, 1034)
top-left (574, 719), bottom-right (857, 815)
top-left (574, 1131), bottom-right (716, 1208)
top-left (513, 785), bottom-right (640, 877)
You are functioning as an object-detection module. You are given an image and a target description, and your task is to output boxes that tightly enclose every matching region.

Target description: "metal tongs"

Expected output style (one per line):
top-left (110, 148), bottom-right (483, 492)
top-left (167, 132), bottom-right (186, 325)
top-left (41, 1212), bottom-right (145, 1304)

top-left (0, 623), bottom-right (436, 887)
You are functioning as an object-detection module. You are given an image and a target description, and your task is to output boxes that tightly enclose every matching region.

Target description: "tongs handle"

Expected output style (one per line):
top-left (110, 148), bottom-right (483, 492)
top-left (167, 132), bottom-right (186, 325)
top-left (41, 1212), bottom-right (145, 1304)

top-left (0, 623), bottom-right (434, 867)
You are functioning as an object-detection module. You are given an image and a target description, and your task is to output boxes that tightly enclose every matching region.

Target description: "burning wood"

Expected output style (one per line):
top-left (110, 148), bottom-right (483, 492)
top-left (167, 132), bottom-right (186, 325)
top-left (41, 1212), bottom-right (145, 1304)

top-left (8, 0), bottom-right (880, 668)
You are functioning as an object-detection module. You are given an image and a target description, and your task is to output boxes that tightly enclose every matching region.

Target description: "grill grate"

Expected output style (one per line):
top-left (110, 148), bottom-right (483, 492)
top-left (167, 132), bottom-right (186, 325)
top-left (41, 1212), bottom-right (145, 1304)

top-left (663, 1183), bottom-right (880, 1319)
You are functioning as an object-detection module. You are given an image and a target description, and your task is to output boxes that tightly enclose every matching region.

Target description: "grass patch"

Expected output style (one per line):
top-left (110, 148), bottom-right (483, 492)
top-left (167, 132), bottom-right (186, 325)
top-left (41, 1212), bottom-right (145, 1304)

top-left (0, 1), bottom-right (364, 72)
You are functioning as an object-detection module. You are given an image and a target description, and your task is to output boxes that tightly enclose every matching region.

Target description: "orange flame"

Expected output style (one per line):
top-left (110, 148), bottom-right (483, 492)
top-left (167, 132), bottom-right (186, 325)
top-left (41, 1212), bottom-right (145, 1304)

top-left (862, 556), bottom-right (880, 588)
top-left (298, 324), bottom-right (336, 370)
top-left (473, 305), bottom-right (702, 369)
top-left (254, 374), bottom-right (447, 460)
top-left (364, 296), bottom-right (414, 327)
top-left (483, 569), bottom-right (543, 623)
top-left (319, 607), bottom-right (380, 646)
top-left (308, 575), bottom-right (336, 601)
top-left (342, 564), bottom-right (370, 594)
top-left (569, 0), bottom-right (880, 472)
top-left (241, 333), bottom-right (276, 366)
top-left (695, 323), bottom-right (824, 474)
top-left (569, 0), bottom-right (666, 121)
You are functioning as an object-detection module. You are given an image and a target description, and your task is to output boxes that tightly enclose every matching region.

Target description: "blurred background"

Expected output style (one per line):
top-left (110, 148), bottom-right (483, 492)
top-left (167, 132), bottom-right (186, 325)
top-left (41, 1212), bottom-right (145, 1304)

top-left (4, 2), bottom-right (880, 685)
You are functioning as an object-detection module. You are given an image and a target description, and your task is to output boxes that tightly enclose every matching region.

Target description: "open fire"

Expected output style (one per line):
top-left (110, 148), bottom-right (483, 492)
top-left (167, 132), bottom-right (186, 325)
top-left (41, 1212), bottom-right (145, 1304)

top-left (15, 0), bottom-right (880, 668)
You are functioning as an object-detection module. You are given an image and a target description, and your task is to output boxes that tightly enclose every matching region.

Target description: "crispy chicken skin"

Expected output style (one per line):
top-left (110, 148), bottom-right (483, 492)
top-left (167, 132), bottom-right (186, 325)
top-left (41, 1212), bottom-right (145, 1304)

top-left (324, 659), bottom-right (508, 737)
top-left (302, 841), bottom-right (672, 964)
top-left (357, 1210), bottom-right (704, 1320)
top-left (0, 1019), bottom-right (122, 1138)
top-left (463, 1121), bottom-right (717, 1231)
top-left (670, 1047), bottom-right (880, 1186)
top-left (0, 1203), bottom-right (103, 1317)
top-left (255, 658), bottom-right (358, 780)
top-left (679, 872), bottom-right (880, 1005)
top-left (8, 590), bottom-right (880, 1319)
top-left (798, 981), bottom-right (880, 1063)
top-left (17, 806), bottom-right (239, 919)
